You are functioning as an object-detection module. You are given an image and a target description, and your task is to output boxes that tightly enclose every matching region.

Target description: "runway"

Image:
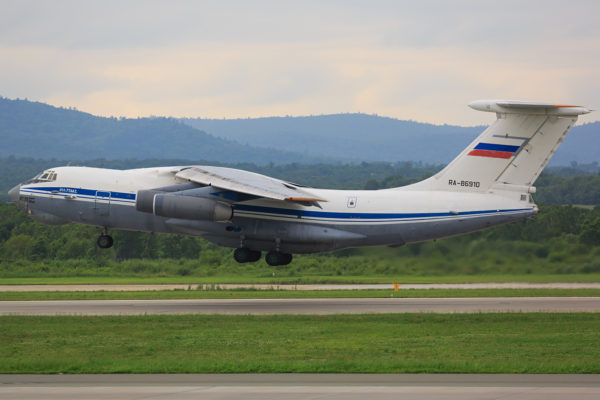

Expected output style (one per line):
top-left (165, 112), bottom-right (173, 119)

top-left (1, 297), bottom-right (599, 315)
top-left (2, 374), bottom-right (600, 400)
top-left (1, 282), bottom-right (599, 291)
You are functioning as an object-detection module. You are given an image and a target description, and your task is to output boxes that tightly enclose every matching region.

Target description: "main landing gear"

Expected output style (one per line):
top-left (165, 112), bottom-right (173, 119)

top-left (234, 247), bottom-right (261, 263)
top-left (233, 236), bottom-right (292, 266)
top-left (265, 251), bottom-right (293, 266)
top-left (233, 247), bottom-right (293, 266)
top-left (97, 229), bottom-right (114, 249)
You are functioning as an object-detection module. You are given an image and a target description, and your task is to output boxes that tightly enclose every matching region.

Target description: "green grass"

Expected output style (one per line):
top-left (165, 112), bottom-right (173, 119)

top-left (1, 313), bottom-right (599, 373)
top-left (2, 289), bottom-right (600, 301)
top-left (2, 273), bottom-right (600, 285)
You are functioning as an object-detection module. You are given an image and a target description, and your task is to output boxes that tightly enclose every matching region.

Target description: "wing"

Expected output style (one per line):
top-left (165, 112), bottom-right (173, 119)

top-left (175, 166), bottom-right (327, 203)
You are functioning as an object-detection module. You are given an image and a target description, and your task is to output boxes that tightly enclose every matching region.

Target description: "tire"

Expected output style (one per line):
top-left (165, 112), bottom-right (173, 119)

top-left (234, 247), bottom-right (250, 263)
top-left (248, 250), bottom-right (261, 262)
top-left (97, 234), bottom-right (114, 249)
top-left (266, 251), bottom-right (293, 266)
top-left (279, 253), bottom-right (293, 265)
top-left (235, 248), bottom-right (261, 263)
top-left (265, 251), bottom-right (279, 266)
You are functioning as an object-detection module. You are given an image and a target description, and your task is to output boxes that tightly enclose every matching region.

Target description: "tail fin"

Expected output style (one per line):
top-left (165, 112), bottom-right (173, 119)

top-left (410, 100), bottom-right (591, 193)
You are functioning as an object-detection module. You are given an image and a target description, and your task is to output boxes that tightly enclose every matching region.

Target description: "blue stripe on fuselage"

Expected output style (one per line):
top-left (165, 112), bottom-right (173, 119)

top-left (21, 186), bottom-right (136, 201)
top-left (234, 203), bottom-right (533, 220)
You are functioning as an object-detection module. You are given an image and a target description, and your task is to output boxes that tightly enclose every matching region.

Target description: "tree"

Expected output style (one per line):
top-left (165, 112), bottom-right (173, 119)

top-left (580, 214), bottom-right (600, 246)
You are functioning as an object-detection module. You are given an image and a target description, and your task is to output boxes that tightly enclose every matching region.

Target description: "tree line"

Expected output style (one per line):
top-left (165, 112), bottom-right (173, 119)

top-left (2, 200), bottom-right (600, 278)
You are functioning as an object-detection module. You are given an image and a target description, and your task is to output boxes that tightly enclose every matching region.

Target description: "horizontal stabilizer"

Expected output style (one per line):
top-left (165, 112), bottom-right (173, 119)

top-left (469, 100), bottom-right (591, 116)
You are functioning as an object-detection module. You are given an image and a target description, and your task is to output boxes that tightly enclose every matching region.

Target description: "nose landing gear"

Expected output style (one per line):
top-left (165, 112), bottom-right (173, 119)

top-left (97, 229), bottom-right (114, 249)
top-left (97, 234), bottom-right (113, 249)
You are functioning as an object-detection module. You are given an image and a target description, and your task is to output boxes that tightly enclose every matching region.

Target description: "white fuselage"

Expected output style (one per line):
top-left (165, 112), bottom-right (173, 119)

top-left (13, 165), bottom-right (536, 254)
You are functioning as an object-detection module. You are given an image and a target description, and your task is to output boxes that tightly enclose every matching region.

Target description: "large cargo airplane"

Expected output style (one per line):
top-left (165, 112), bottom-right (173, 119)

top-left (7, 100), bottom-right (591, 265)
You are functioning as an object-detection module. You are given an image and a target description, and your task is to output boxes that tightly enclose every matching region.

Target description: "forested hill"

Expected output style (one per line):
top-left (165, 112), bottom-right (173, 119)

top-left (0, 97), bottom-right (324, 164)
top-left (2, 96), bottom-right (598, 165)
top-left (182, 115), bottom-right (600, 165)
top-left (183, 114), bottom-right (481, 164)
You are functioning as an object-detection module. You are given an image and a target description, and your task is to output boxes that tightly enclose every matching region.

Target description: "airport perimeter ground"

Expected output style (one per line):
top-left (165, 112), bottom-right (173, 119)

top-left (1, 280), bottom-right (599, 399)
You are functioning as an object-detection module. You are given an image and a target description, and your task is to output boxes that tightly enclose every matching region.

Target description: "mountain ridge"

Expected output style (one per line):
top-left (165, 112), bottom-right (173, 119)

top-left (0, 97), bottom-right (326, 164)
top-left (182, 114), bottom-right (600, 165)
top-left (1, 97), bottom-right (597, 165)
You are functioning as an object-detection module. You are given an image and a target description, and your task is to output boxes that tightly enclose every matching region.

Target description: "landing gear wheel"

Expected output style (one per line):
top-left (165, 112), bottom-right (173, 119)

top-left (265, 251), bottom-right (293, 266)
top-left (280, 253), bottom-right (292, 265)
top-left (234, 247), bottom-right (261, 263)
top-left (247, 249), bottom-right (261, 262)
top-left (97, 234), bottom-right (114, 249)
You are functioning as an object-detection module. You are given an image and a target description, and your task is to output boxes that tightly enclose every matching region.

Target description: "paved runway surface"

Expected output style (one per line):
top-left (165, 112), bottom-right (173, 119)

top-left (2, 374), bottom-right (600, 400)
top-left (2, 282), bottom-right (600, 291)
top-left (1, 297), bottom-right (599, 315)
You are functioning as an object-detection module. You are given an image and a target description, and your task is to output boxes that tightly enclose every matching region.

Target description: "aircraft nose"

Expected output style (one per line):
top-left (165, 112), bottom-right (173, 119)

top-left (8, 184), bottom-right (20, 203)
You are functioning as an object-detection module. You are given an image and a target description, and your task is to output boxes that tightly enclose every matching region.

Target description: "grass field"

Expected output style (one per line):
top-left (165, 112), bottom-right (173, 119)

top-left (2, 273), bottom-right (600, 285)
top-left (2, 288), bottom-right (600, 301)
top-left (1, 313), bottom-right (598, 374)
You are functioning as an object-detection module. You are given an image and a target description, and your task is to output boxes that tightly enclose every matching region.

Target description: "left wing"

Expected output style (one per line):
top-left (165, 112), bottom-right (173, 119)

top-left (175, 166), bottom-right (327, 203)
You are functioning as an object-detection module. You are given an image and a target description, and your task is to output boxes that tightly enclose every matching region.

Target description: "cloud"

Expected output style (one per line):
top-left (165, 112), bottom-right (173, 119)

top-left (0, 1), bottom-right (598, 125)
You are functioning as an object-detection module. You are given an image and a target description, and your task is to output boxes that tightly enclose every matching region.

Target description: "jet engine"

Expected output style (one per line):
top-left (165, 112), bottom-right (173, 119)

top-left (153, 194), bottom-right (232, 221)
top-left (136, 188), bottom-right (232, 222)
top-left (136, 189), bottom-right (162, 214)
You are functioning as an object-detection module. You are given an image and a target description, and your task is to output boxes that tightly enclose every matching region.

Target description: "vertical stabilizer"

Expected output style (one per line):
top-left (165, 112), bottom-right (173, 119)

top-left (408, 100), bottom-right (590, 193)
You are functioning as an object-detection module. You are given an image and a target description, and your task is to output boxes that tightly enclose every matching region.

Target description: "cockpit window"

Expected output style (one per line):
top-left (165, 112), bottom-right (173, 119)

top-left (25, 170), bottom-right (57, 184)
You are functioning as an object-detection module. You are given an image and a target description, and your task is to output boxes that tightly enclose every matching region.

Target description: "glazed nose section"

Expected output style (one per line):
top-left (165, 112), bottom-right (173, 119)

top-left (8, 184), bottom-right (20, 203)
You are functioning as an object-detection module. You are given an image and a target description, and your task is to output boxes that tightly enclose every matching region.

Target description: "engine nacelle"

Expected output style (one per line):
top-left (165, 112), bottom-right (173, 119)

top-left (152, 194), bottom-right (232, 222)
top-left (136, 182), bottom-right (201, 214)
top-left (136, 190), bottom-right (162, 213)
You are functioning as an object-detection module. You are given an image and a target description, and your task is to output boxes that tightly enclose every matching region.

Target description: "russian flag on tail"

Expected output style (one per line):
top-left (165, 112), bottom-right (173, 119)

top-left (468, 142), bottom-right (520, 159)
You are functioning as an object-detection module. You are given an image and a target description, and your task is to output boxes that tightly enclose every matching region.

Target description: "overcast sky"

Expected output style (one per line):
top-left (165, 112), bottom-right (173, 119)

top-left (1, 0), bottom-right (598, 125)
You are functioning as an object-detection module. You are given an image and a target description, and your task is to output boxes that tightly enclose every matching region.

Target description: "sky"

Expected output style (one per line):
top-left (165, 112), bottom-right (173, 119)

top-left (1, 0), bottom-right (599, 126)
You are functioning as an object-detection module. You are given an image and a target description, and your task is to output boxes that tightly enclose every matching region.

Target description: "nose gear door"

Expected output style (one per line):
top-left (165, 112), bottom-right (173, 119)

top-left (94, 191), bottom-right (111, 217)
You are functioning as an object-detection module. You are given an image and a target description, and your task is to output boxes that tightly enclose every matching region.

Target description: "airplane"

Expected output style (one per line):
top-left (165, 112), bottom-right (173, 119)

top-left (7, 100), bottom-right (591, 266)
